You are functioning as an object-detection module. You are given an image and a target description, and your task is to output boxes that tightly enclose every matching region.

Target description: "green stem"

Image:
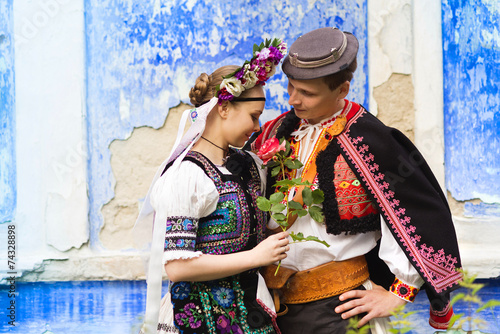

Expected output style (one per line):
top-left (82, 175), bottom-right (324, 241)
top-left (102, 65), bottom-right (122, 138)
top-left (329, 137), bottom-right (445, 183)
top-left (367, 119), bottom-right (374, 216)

top-left (275, 161), bottom-right (287, 276)
top-left (274, 261), bottom-right (281, 276)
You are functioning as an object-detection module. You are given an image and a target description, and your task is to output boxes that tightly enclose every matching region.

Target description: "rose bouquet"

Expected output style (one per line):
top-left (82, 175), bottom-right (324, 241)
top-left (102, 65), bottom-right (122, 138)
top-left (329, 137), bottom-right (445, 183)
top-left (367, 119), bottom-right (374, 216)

top-left (256, 137), bottom-right (330, 273)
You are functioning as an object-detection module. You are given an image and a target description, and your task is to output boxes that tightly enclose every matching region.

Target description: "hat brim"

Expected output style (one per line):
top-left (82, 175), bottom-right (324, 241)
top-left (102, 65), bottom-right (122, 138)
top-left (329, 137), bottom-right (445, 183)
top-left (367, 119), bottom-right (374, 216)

top-left (282, 32), bottom-right (359, 80)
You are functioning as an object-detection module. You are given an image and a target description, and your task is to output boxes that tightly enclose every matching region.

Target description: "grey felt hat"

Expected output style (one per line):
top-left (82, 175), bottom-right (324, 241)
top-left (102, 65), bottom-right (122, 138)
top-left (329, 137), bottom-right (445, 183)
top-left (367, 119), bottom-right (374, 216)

top-left (282, 27), bottom-right (359, 80)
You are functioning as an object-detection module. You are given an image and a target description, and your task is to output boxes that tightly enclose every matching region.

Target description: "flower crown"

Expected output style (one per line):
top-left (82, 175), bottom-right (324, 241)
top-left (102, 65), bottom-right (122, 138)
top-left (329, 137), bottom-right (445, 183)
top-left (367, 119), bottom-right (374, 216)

top-left (215, 38), bottom-right (287, 103)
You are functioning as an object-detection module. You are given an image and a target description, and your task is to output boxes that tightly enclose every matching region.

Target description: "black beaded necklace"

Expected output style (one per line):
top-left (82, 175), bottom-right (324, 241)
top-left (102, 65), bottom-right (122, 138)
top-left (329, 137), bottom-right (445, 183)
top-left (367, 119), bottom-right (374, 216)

top-left (200, 136), bottom-right (229, 164)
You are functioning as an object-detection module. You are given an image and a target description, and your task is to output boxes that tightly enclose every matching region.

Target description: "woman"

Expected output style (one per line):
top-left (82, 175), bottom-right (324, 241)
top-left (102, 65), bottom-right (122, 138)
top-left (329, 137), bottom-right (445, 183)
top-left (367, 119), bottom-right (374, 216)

top-left (138, 39), bottom-right (289, 334)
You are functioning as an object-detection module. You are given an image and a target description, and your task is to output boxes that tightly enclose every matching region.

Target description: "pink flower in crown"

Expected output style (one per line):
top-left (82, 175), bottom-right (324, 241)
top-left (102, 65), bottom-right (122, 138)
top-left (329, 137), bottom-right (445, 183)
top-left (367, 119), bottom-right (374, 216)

top-left (257, 138), bottom-right (286, 165)
top-left (217, 87), bottom-right (234, 104)
top-left (268, 46), bottom-right (284, 64)
top-left (235, 68), bottom-right (245, 80)
top-left (256, 47), bottom-right (271, 61)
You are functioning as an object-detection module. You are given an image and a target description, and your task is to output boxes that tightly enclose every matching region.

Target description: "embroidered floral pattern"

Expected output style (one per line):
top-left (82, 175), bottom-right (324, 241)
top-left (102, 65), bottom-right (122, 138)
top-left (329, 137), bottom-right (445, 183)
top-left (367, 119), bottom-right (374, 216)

top-left (164, 217), bottom-right (199, 253)
top-left (174, 302), bottom-right (203, 329)
top-left (337, 107), bottom-right (461, 292)
top-left (333, 154), bottom-right (379, 220)
top-left (390, 277), bottom-right (419, 302)
top-left (216, 315), bottom-right (243, 334)
top-left (170, 277), bottom-right (275, 334)
top-left (212, 286), bottom-right (235, 308)
top-left (186, 151), bottom-right (267, 255)
top-left (171, 282), bottom-right (191, 300)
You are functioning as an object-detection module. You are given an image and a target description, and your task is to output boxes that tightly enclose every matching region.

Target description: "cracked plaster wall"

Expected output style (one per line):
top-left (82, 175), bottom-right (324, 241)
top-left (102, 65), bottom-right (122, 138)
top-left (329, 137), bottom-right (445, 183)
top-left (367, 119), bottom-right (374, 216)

top-left (373, 74), bottom-right (415, 142)
top-left (100, 104), bottom-right (192, 251)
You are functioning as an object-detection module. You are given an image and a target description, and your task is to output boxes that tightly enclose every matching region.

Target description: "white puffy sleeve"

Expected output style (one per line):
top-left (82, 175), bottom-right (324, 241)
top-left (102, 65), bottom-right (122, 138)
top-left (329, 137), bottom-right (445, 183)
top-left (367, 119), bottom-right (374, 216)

top-left (379, 215), bottom-right (425, 302)
top-left (150, 160), bottom-right (219, 264)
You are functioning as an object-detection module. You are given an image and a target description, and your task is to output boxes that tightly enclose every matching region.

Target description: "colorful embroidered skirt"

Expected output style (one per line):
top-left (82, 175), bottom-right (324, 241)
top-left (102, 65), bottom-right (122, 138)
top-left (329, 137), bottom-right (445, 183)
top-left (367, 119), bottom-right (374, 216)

top-left (170, 271), bottom-right (276, 334)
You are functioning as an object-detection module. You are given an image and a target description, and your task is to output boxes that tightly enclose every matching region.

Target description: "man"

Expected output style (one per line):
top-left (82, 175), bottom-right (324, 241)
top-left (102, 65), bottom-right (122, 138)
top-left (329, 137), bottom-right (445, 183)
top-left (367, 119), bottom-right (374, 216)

top-left (247, 27), bottom-right (462, 333)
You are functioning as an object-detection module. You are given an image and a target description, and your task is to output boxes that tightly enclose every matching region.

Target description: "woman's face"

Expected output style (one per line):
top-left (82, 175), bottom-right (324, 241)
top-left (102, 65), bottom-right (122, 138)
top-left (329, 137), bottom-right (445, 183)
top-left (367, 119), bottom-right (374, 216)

top-left (222, 86), bottom-right (265, 148)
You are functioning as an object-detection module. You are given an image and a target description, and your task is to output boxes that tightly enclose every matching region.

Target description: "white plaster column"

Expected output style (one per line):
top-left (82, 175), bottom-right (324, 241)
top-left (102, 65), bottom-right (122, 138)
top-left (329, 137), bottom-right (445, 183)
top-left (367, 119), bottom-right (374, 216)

top-left (368, 0), bottom-right (413, 116)
top-left (412, 0), bottom-right (446, 188)
top-left (14, 0), bottom-right (88, 272)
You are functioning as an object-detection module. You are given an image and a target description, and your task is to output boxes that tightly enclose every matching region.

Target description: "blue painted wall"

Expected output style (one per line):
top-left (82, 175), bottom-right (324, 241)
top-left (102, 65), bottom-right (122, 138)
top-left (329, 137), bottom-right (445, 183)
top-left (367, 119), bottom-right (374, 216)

top-left (85, 0), bottom-right (368, 248)
top-left (0, 0), bottom-right (16, 224)
top-left (442, 1), bottom-right (500, 211)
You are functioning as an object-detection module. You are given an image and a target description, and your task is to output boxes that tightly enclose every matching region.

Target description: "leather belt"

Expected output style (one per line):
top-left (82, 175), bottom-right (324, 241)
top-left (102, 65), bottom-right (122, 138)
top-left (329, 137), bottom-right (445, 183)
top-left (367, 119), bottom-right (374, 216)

top-left (261, 256), bottom-right (369, 309)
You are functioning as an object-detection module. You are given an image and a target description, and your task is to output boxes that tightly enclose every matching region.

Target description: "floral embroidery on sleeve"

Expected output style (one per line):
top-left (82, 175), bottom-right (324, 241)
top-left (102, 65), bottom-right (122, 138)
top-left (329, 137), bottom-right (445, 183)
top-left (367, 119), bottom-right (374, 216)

top-left (390, 277), bottom-right (419, 302)
top-left (164, 216), bottom-right (199, 253)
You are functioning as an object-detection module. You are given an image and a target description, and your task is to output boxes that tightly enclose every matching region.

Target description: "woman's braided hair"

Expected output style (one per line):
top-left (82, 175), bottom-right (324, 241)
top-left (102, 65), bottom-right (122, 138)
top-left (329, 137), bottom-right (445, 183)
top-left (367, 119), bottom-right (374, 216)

top-left (189, 65), bottom-right (239, 107)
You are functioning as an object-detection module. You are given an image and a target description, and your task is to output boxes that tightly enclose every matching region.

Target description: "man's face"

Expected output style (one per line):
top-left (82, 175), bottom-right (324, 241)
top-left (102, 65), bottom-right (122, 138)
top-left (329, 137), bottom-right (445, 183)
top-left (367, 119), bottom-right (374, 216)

top-left (287, 77), bottom-right (347, 124)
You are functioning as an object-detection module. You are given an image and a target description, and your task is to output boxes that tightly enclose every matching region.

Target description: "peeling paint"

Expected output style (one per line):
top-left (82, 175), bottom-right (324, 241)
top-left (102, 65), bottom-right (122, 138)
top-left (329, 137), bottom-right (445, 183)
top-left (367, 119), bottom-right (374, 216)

top-left (85, 0), bottom-right (369, 249)
top-left (442, 0), bottom-right (500, 215)
top-left (373, 73), bottom-right (415, 142)
top-left (0, 0), bottom-right (15, 223)
top-left (100, 104), bottom-right (192, 250)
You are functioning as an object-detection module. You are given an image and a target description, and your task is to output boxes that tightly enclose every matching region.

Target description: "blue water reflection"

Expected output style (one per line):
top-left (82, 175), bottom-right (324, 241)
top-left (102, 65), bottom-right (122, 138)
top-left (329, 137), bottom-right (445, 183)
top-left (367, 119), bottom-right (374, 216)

top-left (0, 279), bottom-right (499, 333)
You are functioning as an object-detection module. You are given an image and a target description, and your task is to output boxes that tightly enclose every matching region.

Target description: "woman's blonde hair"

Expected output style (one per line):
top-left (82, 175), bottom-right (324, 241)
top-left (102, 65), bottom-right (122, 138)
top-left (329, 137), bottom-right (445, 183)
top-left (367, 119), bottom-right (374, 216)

top-left (188, 65), bottom-right (240, 107)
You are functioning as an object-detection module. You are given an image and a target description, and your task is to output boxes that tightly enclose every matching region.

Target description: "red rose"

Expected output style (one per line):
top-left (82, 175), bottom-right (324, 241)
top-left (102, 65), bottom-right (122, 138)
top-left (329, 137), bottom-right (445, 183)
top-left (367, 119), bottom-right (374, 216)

top-left (257, 138), bottom-right (286, 164)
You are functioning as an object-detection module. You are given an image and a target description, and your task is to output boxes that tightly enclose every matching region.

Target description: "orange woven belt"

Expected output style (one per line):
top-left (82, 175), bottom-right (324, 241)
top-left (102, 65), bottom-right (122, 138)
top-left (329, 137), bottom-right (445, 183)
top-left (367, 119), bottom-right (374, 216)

top-left (262, 256), bottom-right (369, 306)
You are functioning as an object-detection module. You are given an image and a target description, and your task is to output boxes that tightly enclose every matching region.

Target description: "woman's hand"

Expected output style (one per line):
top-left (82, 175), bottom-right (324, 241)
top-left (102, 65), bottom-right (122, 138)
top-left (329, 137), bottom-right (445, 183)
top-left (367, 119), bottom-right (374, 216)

top-left (334, 282), bottom-right (407, 327)
top-left (250, 231), bottom-right (290, 267)
top-left (165, 231), bottom-right (289, 282)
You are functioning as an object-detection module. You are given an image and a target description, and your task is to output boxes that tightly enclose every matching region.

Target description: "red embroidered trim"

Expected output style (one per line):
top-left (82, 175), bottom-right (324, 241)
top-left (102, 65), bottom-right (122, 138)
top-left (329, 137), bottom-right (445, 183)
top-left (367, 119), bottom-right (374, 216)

top-left (389, 277), bottom-right (419, 302)
top-left (256, 298), bottom-right (281, 334)
top-left (429, 302), bottom-right (453, 329)
top-left (337, 107), bottom-right (461, 293)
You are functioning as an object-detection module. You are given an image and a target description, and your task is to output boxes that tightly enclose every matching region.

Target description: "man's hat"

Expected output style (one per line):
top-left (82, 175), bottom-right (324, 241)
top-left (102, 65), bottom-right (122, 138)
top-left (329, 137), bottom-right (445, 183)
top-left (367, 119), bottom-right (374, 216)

top-left (282, 27), bottom-right (359, 80)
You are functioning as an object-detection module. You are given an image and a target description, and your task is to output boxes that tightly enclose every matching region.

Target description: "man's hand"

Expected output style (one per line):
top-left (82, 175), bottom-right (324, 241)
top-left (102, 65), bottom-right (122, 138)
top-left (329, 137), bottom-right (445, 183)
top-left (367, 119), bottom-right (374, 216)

top-left (334, 282), bottom-right (407, 327)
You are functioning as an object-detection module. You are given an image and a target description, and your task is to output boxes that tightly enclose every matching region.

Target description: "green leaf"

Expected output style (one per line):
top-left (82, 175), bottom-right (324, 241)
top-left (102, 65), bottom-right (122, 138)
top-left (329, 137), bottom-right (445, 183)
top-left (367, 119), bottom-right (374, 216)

top-left (272, 213), bottom-right (286, 223)
top-left (274, 179), bottom-right (294, 187)
top-left (402, 311), bottom-right (419, 318)
top-left (308, 205), bottom-right (324, 223)
top-left (304, 235), bottom-right (330, 247)
top-left (269, 192), bottom-right (285, 204)
top-left (476, 299), bottom-right (500, 313)
top-left (289, 232), bottom-right (304, 242)
top-left (271, 166), bottom-right (281, 177)
top-left (302, 188), bottom-right (313, 206)
top-left (256, 197), bottom-right (271, 211)
top-left (285, 139), bottom-right (291, 156)
top-left (265, 160), bottom-right (279, 169)
top-left (290, 232), bottom-right (330, 247)
top-left (277, 186), bottom-right (289, 193)
top-left (311, 189), bottom-right (325, 204)
top-left (271, 203), bottom-right (286, 213)
top-left (288, 200), bottom-right (303, 210)
top-left (295, 209), bottom-right (308, 217)
top-left (448, 313), bottom-right (463, 327)
top-left (450, 292), bottom-right (466, 306)
top-left (284, 159), bottom-right (303, 170)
